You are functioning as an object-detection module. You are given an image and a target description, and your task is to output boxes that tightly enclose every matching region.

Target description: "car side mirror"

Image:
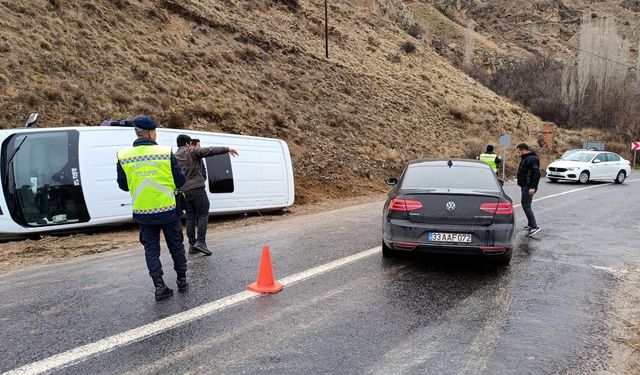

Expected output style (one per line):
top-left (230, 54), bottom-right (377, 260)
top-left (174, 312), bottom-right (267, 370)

top-left (593, 159), bottom-right (601, 164)
top-left (385, 177), bottom-right (398, 186)
top-left (25, 112), bottom-right (39, 128)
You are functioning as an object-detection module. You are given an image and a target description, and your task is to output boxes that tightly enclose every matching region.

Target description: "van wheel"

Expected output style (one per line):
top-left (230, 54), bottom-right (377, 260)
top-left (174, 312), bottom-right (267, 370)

top-left (382, 240), bottom-right (397, 258)
top-left (578, 171), bottom-right (590, 184)
top-left (491, 249), bottom-right (512, 265)
top-left (615, 171), bottom-right (626, 184)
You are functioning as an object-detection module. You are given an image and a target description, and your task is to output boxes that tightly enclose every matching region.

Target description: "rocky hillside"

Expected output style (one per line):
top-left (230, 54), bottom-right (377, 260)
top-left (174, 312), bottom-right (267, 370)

top-left (0, 0), bottom-right (546, 202)
top-left (427, 0), bottom-right (640, 65)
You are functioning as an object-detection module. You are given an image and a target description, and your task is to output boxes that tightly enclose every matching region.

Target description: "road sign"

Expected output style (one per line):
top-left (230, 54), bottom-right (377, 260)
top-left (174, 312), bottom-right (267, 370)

top-left (499, 134), bottom-right (512, 147)
top-left (632, 141), bottom-right (640, 151)
top-left (499, 134), bottom-right (512, 180)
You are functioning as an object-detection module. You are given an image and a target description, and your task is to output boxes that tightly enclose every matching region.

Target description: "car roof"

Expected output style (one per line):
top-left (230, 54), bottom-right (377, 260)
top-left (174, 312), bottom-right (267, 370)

top-left (567, 150), bottom-right (598, 154)
top-left (407, 158), bottom-right (491, 168)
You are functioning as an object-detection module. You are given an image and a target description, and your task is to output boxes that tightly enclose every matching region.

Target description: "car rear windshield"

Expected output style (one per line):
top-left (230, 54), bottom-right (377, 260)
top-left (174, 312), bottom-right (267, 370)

top-left (564, 152), bottom-right (594, 162)
top-left (401, 165), bottom-right (500, 191)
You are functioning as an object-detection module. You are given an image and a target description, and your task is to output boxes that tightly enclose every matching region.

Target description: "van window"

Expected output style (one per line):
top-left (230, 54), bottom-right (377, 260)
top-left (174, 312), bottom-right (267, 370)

top-left (1, 131), bottom-right (90, 227)
top-left (204, 153), bottom-right (234, 193)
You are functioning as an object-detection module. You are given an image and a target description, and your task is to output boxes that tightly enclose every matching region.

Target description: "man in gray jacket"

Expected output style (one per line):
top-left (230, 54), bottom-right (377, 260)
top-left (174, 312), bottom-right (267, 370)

top-left (175, 134), bottom-right (239, 255)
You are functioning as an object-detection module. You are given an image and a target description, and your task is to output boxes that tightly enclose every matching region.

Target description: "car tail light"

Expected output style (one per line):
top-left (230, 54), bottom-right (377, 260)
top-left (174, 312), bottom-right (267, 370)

top-left (480, 202), bottom-right (513, 215)
top-left (389, 198), bottom-right (422, 211)
top-left (393, 242), bottom-right (417, 250)
top-left (481, 247), bottom-right (508, 253)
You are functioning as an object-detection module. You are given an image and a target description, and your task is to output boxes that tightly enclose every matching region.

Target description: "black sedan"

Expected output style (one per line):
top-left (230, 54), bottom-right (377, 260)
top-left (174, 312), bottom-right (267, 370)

top-left (382, 159), bottom-right (515, 264)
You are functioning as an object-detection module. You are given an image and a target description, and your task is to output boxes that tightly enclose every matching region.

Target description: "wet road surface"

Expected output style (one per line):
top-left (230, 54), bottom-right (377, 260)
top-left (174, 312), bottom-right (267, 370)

top-left (1, 175), bottom-right (640, 374)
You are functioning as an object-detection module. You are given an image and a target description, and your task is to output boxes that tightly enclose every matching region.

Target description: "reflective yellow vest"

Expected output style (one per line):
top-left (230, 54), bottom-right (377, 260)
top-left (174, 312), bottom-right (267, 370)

top-left (479, 153), bottom-right (498, 172)
top-left (117, 145), bottom-right (176, 214)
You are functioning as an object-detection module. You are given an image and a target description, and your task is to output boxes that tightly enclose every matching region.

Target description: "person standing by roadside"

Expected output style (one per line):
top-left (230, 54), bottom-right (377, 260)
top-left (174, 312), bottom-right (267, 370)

top-left (516, 143), bottom-right (541, 237)
top-left (175, 134), bottom-right (239, 255)
top-left (190, 139), bottom-right (207, 180)
top-left (478, 144), bottom-right (502, 173)
top-left (116, 116), bottom-right (188, 301)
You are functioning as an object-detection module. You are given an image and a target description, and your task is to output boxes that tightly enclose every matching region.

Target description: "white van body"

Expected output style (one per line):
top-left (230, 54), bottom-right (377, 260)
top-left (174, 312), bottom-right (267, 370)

top-left (0, 126), bottom-right (294, 238)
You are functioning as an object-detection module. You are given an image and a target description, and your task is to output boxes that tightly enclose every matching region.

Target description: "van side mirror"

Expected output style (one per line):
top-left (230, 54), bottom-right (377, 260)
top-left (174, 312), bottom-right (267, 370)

top-left (25, 112), bottom-right (39, 128)
top-left (593, 159), bottom-right (601, 164)
top-left (385, 177), bottom-right (398, 186)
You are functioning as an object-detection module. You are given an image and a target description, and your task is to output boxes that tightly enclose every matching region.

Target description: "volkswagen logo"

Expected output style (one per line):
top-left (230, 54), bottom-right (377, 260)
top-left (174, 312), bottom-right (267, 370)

top-left (446, 201), bottom-right (456, 211)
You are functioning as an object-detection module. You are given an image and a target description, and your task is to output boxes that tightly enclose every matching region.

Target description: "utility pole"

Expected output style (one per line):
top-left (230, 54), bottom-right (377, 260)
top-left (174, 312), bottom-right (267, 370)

top-left (325, 0), bottom-right (329, 59)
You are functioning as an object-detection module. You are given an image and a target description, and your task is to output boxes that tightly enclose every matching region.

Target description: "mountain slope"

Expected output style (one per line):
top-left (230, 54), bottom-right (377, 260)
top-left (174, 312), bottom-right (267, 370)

top-left (0, 0), bottom-right (544, 202)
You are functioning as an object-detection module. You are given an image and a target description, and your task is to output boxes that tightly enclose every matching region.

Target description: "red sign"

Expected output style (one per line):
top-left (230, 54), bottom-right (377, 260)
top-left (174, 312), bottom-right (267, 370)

top-left (632, 141), bottom-right (640, 151)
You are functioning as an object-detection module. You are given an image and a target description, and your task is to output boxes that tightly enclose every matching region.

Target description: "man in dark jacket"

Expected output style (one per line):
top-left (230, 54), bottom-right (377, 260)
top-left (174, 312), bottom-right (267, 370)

top-left (516, 143), bottom-right (541, 237)
top-left (191, 139), bottom-right (207, 180)
top-left (175, 134), bottom-right (239, 255)
top-left (116, 116), bottom-right (188, 301)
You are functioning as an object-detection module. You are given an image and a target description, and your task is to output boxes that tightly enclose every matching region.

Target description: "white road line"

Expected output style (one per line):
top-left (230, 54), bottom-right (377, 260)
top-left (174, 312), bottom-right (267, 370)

top-left (530, 257), bottom-right (630, 274)
top-left (3, 247), bottom-right (381, 375)
top-left (280, 247), bottom-right (381, 286)
top-left (512, 178), bottom-right (639, 208)
top-left (6, 178), bottom-right (640, 375)
top-left (590, 265), bottom-right (630, 274)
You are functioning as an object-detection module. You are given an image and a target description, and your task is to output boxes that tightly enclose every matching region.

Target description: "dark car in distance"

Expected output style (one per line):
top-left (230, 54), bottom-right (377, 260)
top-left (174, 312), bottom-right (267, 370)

top-left (382, 159), bottom-right (515, 264)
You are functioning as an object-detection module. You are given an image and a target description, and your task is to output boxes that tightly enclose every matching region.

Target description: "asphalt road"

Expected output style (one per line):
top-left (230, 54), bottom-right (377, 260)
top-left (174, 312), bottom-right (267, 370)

top-left (1, 175), bottom-right (640, 374)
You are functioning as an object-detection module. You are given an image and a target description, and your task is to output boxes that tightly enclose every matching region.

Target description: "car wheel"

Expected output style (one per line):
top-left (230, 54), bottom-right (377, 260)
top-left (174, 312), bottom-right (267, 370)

top-left (382, 240), bottom-right (397, 258)
top-left (548, 178), bottom-right (558, 183)
top-left (615, 170), bottom-right (626, 184)
top-left (578, 171), bottom-right (590, 184)
top-left (491, 249), bottom-right (512, 265)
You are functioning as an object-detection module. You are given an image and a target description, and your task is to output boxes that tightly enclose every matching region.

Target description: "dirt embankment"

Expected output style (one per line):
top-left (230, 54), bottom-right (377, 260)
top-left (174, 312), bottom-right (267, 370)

top-left (0, 0), bottom-right (545, 204)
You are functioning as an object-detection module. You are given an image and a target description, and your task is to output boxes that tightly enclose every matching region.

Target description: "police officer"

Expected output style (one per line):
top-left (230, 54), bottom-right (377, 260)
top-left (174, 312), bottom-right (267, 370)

top-left (478, 144), bottom-right (502, 173)
top-left (116, 116), bottom-right (188, 301)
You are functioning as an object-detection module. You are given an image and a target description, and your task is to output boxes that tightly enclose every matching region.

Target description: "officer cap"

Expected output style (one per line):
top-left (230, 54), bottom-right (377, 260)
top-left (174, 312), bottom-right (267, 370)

top-left (132, 116), bottom-right (157, 130)
top-left (486, 144), bottom-right (494, 152)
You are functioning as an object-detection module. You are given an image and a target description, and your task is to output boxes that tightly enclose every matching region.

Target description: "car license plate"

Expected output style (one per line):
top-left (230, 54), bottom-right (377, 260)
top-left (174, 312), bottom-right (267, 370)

top-left (428, 232), bottom-right (472, 243)
top-left (548, 173), bottom-right (562, 176)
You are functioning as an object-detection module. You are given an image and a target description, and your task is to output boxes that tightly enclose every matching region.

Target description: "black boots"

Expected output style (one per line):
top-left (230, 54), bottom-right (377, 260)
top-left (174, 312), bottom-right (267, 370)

top-left (153, 274), bottom-right (188, 301)
top-left (153, 277), bottom-right (174, 301)
top-left (193, 242), bottom-right (212, 256)
top-left (177, 272), bottom-right (189, 293)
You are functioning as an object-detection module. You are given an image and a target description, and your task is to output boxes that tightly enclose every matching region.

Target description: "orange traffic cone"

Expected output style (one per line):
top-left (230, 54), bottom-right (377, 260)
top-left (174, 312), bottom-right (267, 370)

top-left (247, 245), bottom-right (283, 294)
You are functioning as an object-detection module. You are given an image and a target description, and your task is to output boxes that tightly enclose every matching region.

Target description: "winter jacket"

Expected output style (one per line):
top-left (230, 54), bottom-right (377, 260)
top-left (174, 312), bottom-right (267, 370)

top-left (517, 151), bottom-right (541, 190)
top-left (175, 146), bottom-right (229, 193)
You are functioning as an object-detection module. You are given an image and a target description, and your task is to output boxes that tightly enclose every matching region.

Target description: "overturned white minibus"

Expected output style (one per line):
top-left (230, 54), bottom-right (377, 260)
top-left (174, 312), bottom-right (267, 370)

top-left (0, 126), bottom-right (294, 238)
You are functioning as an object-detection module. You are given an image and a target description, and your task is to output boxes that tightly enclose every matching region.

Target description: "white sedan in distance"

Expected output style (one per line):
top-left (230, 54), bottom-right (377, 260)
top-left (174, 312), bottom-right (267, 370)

top-left (546, 150), bottom-right (631, 184)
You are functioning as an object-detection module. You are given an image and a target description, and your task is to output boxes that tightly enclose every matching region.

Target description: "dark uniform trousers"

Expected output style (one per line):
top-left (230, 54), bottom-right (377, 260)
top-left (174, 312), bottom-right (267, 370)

top-left (139, 218), bottom-right (188, 278)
